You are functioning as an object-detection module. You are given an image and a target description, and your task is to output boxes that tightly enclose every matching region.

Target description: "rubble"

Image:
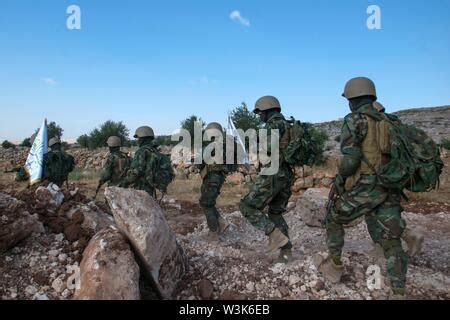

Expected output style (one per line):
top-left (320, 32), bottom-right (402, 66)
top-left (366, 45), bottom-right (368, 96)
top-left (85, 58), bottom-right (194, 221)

top-left (35, 184), bottom-right (64, 213)
top-left (105, 187), bottom-right (188, 299)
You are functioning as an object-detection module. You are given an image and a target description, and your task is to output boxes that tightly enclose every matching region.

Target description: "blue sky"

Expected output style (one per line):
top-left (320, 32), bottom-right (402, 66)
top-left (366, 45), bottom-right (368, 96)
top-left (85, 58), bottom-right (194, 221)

top-left (1, 0), bottom-right (449, 141)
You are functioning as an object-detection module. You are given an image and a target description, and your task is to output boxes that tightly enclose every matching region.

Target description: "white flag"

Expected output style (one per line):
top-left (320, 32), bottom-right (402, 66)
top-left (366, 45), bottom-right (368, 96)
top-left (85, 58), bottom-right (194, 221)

top-left (228, 116), bottom-right (250, 169)
top-left (25, 120), bottom-right (48, 185)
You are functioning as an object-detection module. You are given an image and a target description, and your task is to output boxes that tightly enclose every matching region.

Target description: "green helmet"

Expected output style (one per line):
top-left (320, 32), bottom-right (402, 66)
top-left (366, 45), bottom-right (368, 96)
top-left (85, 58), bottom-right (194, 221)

top-left (253, 96), bottom-right (281, 114)
top-left (205, 122), bottom-right (223, 132)
top-left (134, 126), bottom-right (155, 138)
top-left (107, 136), bottom-right (122, 147)
top-left (342, 77), bottom-right (377, 100)
top-left (48, 137), bottom-right (61, 147)
top-left (373, 102), bottom-right (385, 113)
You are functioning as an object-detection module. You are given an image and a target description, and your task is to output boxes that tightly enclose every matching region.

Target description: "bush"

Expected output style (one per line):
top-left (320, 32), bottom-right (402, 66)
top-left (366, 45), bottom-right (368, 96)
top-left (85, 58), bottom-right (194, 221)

top-left (21, 138), bottom-right (32, 147)
top-left (230, 102), bottom-right (262, 132)
top-left (77, 121), bottom-right (131, 150)
top-left (441, 138), bottom-right (450, 150)
top-left (306, 125), bottom-right (329, 165)
top-left (334, 135), bottom-right (341, 143)
top-left (2, 140), bottom-right (15, 149)
top-left (154, 135), bottom-right (177, 146)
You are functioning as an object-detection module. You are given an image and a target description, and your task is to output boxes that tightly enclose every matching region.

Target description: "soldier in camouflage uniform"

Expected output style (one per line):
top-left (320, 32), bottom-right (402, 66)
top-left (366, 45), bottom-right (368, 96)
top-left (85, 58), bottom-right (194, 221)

top-left (98, 136), bottom-right (130, 188)
top-left (119, 126), bottom-right (160, 198)
top-left (239, 96), bottom-right (295, 263)
top-left (198, 122), bottom-right (236, 241)
top-left (43, 137), bottom-right (75, 187)
top-left (318, 77), bottom-right (419, 299)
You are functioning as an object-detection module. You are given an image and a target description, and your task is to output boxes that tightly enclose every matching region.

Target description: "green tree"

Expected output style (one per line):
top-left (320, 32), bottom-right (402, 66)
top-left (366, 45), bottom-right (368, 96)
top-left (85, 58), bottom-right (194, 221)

top-left (2, 140), bottom-right (15, 149)
top-left (77, 134), bottom-right (90, 148)
top-left (78, 120), bottom-right (130, 150)
top-left (47, 121), bottom-right (64, 140)
top-left (21, 138), bottom-right (32, 147)
top-left (181, 115), bottom-right (205, 138)
top-left (230, 102), bottom-right (262, 132)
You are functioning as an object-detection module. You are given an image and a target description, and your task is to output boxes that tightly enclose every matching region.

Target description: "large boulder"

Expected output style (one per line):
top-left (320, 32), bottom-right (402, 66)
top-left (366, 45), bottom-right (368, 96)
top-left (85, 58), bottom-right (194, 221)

top-left (105, 187), bottom-right (188, 299)
top-left (66, 202), bottom-right (115, 236)
top-left (0, 193), bottom-right (44, 253)
top-left (73, 227), bottom-right (140, 300)
top-left (295, 188), bottom-right (329, 227)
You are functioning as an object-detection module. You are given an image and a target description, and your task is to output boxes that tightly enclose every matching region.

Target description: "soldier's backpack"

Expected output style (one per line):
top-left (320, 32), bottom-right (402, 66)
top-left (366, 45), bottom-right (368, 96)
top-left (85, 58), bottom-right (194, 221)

top-left (113, 152), bottom-right (131, 180)
top-left (143, 146), bottom-right (175, 193)
top-left (371, 113), bottom-right (444, 192)
top-left (281, 117), bottom-right (325, 167)
top-left (45, 151), bottom-right (75, 182)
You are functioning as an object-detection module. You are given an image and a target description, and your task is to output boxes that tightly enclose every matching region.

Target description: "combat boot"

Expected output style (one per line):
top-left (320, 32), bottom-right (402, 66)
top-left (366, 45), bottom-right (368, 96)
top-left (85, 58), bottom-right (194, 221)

top-left (275, 248), bottom-right (293, 264)
top-left (318, 255), bottom-right (344, 284)
top-left (218, 217), bottom-right (230, 234)
top-left (389, 288), bottom-right (406, 300)
top-left (402, 227), bottom-right (424, 257)
top-left (267, 228), bottom-right (290, 255)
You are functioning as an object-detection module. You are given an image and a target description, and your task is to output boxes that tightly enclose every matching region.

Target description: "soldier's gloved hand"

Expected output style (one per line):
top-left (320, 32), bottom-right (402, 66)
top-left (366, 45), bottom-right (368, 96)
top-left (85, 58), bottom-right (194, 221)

top-left (334, 174), bottom-right (346, 196)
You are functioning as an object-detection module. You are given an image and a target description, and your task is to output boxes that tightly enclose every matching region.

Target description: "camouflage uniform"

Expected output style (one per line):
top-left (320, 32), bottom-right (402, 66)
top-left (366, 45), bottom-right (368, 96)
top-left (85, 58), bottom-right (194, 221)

top-left (240, 111), bottom-right (295, 249)
top-left (120, 140), bottom-right (159, 198)
top-left (199, 149), bottom-right (237, 232)
top-left (326, 103), bottom-right (408, 291)
top-left (43, 148), bottom-right (75, 187)
top-left (99, 151), bottom-right (130, 187)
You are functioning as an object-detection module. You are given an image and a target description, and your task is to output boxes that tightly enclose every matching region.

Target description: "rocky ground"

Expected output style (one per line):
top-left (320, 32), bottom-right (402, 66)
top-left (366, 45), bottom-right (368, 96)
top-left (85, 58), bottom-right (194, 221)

top-left (175, 208), bottom-right (449, 300)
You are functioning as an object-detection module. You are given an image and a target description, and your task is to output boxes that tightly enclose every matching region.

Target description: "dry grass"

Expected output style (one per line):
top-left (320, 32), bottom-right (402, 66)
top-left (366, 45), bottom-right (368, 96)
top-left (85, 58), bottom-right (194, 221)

top-left (167, 176), bottom-right (248, 209)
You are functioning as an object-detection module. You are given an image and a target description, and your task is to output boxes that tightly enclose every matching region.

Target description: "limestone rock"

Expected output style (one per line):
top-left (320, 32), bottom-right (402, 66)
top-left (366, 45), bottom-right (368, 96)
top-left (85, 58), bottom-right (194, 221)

top-left (73, 227), bottom-right (140, 300)
top-left (105, 187), bottom-right (188, 299)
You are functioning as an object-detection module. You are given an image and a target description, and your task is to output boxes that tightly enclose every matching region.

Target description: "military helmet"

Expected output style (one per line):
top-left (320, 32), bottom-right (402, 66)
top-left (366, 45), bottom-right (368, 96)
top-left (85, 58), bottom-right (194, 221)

top-left (48, 137), bottom-right (61, 147)
top-left (107, 136), bottom-right (122, 147)
top-left (253, 96), bottom-right (281, 114)
top-left (205, 122), bottom-right (223, 132)
top-left (134, 126), bottom-right (155, 138)
top-left (342, 77), bottom-right (377, 100)
top-left (373, 102), bottom-right (385, 113)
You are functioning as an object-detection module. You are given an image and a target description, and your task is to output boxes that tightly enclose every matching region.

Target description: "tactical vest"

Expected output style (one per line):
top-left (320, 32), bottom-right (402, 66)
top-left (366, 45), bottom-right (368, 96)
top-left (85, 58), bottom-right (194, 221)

top-left (345, 113), bottom-right (391, 190)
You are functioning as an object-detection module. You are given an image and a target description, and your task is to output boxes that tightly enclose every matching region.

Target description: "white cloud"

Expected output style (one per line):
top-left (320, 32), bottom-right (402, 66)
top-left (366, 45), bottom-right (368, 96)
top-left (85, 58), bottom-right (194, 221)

top-left (42, 77), bottom-right (58, 86)
top-left (188, 76), bottom-right (217, 86)
top-left (230, 10), bottom-right (250, 27)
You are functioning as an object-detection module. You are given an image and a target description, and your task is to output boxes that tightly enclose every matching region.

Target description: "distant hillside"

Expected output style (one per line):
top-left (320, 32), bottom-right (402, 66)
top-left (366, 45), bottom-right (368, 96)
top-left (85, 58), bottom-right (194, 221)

top-left (314, 105), bottom-right (450, 153)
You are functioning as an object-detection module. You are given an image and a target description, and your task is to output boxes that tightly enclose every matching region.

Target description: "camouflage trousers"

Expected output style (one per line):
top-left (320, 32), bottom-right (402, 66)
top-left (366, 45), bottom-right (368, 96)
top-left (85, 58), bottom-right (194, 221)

top-left (326, 174), bottom-right (408, 290)
top-left (199, 171), bottom-right (225, 232)
top-left (239, 165), bottom-right (294, 249)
